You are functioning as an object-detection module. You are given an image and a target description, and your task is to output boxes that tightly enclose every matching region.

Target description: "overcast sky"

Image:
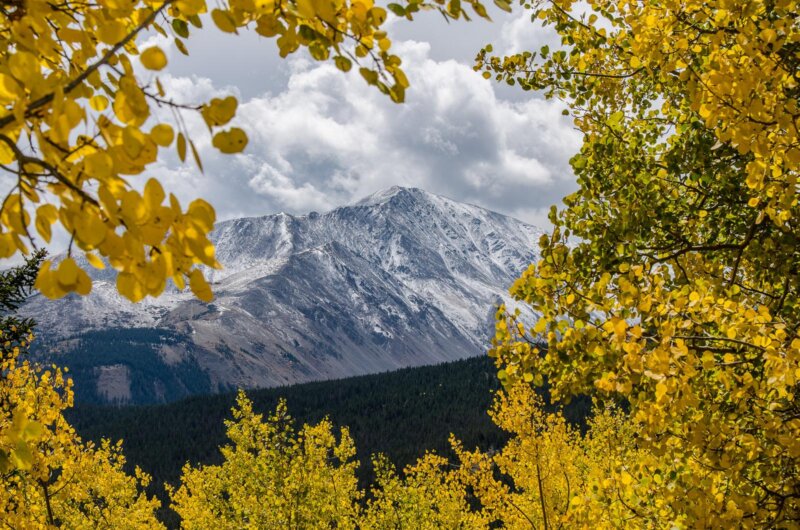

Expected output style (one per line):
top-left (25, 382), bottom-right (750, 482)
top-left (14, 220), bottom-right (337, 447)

top-left (133, 8), bottom-right (581, 229)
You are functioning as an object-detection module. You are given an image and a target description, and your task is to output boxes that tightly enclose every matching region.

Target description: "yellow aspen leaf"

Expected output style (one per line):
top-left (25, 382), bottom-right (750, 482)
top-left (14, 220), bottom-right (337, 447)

top-left (117, 272), bottom-right (144, 302)
top-left (174, 37), bottom-right (190, 55)
top-left (177, 132), bottom-right (187, 162)
top-left (1, 195), bottom-right (29, 234)
top-left (359, 67), bottom-right (378, 85)
top-left (255, 15), bottom-right (281, 37)
top-left (760, 28), bottom-right (777, 43)
top-left (211, 127), bottom-right (248, 153)
top-left (295, 0), bottom-right (315, 17)
top-left (120, 191), bottom-right (148, 225)
top-left (144, 178), bottom-right (165, 210)
top-left (389, 85), bottom-right (405, 104)
top-left (211, 9), bottom-right (238, 33)
top-left (613, 318), bottom-right (627, 338)
top-left (96, 20), bottom-right (128, 44)
top-left (150, 123), bottom-right (175, 147)
top-left (190, 139), bottom-right (203, 172)
top-left (655, 381), bottom-right (668, 402)
top-left (189, 268), bottom-right (213, 302)
top-left (493, 0), bottom-right (511, 13)
top-left (74, 213), bottom-right (107, 247)
top-left (18, 418), bottom-right (43, 441)
top-left (100, 0), bottom-right (136, 10)
top-left (722, 353), bottom-right (735, 364)
top-left (75, 267), bottom-right (92, 295)
top-left (90, 94), bottom-right (109, 111)
top-left (140, 46), bottom-right (168, 70)
top-left (35, 205), bottom-right (58, 243)
top-left (200, 96), bottom-right (238, 127)
top-left (8, 52), bottom-right (38, 83)
top-left (85, 252), bottom-right (105, 269)
top-left (175, 0), bottom-right (205, 15)
top-left (334, 56), bottom-right (352, 72)
top-left (0, 74), bottom-right (21, 103)
top-left (35, 262), bottom-right (65, 298)
top-left (83, 151), bottom-right (114, 180)
top-left (56, 258), bottom-right (80, 287)
top-left (9, 442), bottom-right (33, 470)
top-left (122, 124), bottom-right (147, 154)
top-left (0, 142), bottom-right (12, 165)
top-left (702, 351), bottom-right (715, 370)
top-left (187, 199), bottom-right (216, 232)
top-left (113, 91), bottom-right (142, 127)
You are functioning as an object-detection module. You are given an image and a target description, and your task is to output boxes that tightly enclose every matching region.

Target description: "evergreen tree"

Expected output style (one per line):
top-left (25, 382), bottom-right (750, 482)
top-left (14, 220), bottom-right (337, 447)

top-left (0, 249), bottom-right (44, 358)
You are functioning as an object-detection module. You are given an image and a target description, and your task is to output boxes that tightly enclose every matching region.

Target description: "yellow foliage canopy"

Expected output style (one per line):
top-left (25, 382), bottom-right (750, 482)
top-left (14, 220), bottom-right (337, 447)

top-left (170, 392), bottom-right (362, 529)
top-left (484, 0), bottom-right (800, 525)
top-left (0, 334), bottom-right (164, 528)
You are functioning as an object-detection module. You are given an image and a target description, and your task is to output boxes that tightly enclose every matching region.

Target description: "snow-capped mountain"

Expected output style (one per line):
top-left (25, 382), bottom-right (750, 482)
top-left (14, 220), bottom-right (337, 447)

top-left (25, 187), bottom-right (542, 404)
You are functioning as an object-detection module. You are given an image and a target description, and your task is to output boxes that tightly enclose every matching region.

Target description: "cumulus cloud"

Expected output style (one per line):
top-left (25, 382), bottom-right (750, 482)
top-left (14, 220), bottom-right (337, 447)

top-left (151, 38), bottom-right (580, 227)
top-left (143, 13), bottom-right (586, 227)
top-left (498, 10), bottom-right (561, 55)
top-left (3, 19), bottom-right (583, 260)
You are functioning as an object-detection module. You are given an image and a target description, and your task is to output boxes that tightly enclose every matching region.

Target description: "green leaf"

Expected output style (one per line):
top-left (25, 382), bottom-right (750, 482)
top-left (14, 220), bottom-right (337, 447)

top-left (493, 0), bottom-right (512, 13)
top-left (334, 56), bottom-right (352, 72)
top-left (359, 68), bottom-right (379, 85)
top-left (188, 14), bottom-right (203, 28)
top-left (387, 3), bottom-right (405, 16)
top-left (172, 19), bottom-right (190, 38)
top-left (177, 132), bottom-right (187, 162)
top-left (211, 9), bottom-right (238, 34)
top-left (190, 140), bottom-right (203, 173)
top-left (607, 110), bottom-right (624, 128)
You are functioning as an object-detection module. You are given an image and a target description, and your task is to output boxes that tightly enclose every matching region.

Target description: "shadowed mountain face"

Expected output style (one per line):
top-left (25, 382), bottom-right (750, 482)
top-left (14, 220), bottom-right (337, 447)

top-left (24, 187), bottom-right (542, 404)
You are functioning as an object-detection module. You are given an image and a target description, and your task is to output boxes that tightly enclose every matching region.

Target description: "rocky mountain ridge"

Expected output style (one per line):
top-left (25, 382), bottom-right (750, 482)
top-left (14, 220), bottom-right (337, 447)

top-left (25, 187), bottom-right (542, 404)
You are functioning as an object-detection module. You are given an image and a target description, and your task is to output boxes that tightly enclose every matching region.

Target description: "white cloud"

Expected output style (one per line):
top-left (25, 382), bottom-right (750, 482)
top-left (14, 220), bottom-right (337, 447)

top-left (498, 10), bottom-right (561, 55)
top-left (150, 38), bottom-right (580, 226)
top-left (248, 162), bottom-right (332, 212)
top-left (5, 20), bottom-right (584, 260)
top-left (136, 14), bottom-right (582, 226)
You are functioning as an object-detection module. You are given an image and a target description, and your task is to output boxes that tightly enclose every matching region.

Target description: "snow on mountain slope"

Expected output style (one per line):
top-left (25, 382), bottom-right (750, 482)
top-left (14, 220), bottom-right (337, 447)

top-left (24, 187), bottom-right (543, 404)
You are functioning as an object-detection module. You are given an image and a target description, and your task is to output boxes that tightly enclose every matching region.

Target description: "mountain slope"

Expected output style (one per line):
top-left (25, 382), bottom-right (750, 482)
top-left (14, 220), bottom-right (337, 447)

top-left (25, 187), bottom-right (542, 403)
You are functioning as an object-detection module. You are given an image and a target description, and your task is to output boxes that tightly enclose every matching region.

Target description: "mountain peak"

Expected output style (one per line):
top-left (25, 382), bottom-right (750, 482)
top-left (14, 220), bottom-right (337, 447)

top-left (354, 186), bottom-right (430, 207)
top-left (25, 186), bottom-right (543, 404)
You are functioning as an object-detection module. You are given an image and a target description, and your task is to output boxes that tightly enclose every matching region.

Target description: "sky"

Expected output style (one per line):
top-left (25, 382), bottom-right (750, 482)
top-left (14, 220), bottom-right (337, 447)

top-left (2, 7), bottom-right (582, 260)
top-left (137, 7), bottom-right (581, 229)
